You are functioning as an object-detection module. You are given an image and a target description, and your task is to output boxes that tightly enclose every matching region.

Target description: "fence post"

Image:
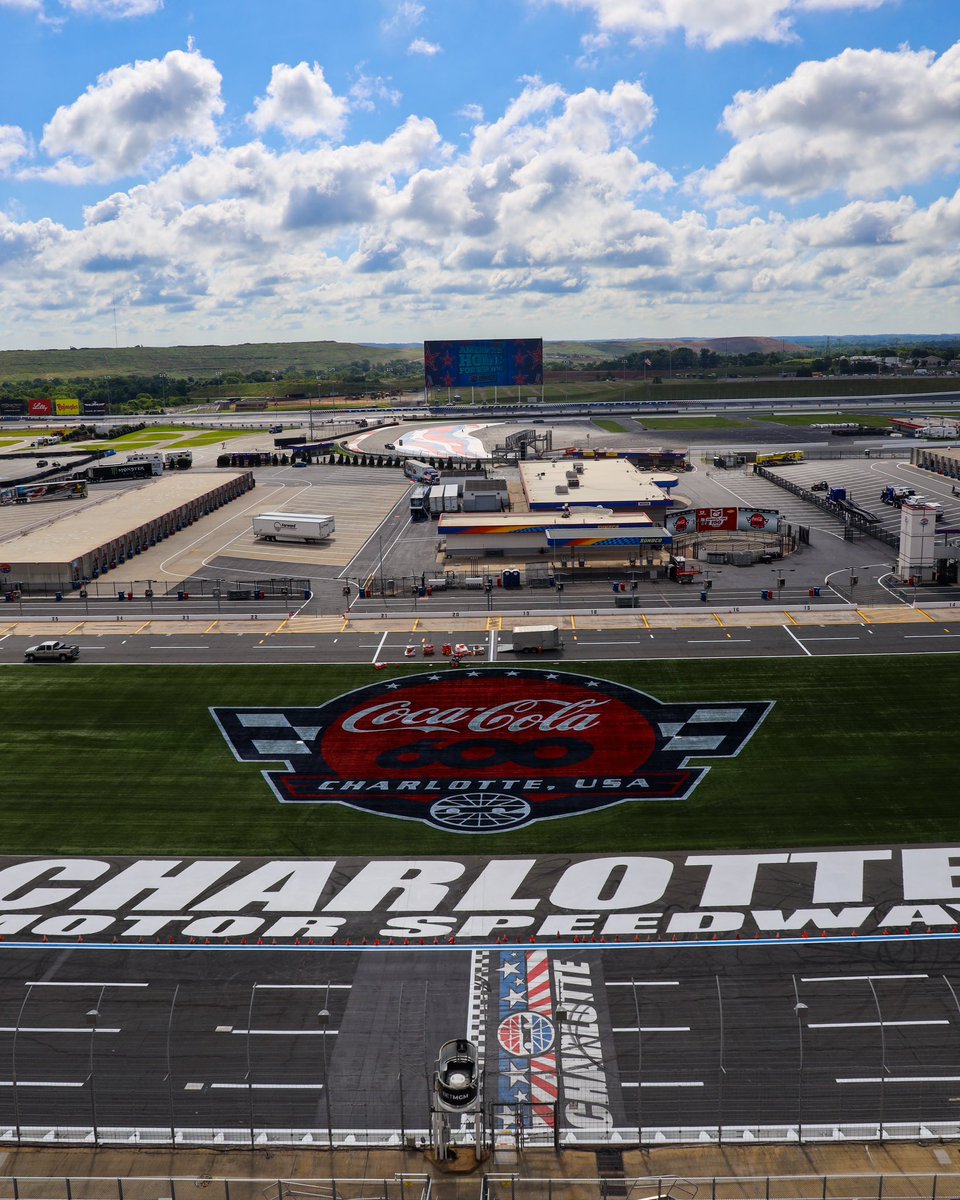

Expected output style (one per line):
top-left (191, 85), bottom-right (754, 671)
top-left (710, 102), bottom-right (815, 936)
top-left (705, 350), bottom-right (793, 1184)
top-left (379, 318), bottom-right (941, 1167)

top-left (65, 1180), bottom-right (72, 1200)
top-left (878, 1177), bottom-right (884, 1200)
top-left (118, 1180), bottom-right (124, 1200)
top-left (822, 1176), bottom-right (827, 1200)
top-left (277, 1182), bottom-right (283, 1200)
top-left (933, 1176), bottom-right (938, 1200)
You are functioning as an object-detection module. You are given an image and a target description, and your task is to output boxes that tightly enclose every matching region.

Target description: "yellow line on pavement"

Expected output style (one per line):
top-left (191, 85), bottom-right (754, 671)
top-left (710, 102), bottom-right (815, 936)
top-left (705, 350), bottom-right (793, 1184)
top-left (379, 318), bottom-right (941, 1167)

top-left (916, 608), bottom-right (937, 622)
top-left (412, 617), bottom-right (420, 632)
top-left (783, 611), bottom-right (799, 625)
top-left (641, 613), bottom-right (650, 629)
top-left (339, 617), bottom-right (350, 633)
top-left (713, 612), bottom-right (725, 627)
top-left (135, 621), bottom-right (151, 633)
top-left (66, 623), bottom-right (84, 634)
top-left (855, 609), bottom-right (870, 624)
top-left (203, 620), bottom-right (218, 634)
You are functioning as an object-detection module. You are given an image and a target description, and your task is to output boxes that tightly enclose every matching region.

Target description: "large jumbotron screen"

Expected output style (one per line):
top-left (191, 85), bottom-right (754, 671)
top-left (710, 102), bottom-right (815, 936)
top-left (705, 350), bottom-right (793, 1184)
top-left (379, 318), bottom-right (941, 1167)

top-left (424, 338), bottom-right (543, 387)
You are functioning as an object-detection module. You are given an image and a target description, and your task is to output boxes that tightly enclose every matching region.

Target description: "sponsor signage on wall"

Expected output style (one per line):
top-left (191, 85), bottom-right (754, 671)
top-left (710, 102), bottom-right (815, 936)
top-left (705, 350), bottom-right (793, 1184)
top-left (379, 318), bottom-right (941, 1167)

top-left (667, 507), bottom-right (781, 534)
top-left (54, 397), bottom-right (81, 416)
top-left (27, 398), bottom-right (53, 417)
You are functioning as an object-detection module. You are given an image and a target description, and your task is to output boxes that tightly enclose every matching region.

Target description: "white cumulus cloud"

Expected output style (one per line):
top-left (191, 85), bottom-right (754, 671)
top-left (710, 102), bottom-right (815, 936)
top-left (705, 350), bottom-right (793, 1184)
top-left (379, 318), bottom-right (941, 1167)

top-left (0, 126), bottom-right (29, 171)
top-left (60, 0), bottom-right (163, 16)
top-left (248, 61), bottom-right (348, 141)
top-left (541, 0), bottom-right (897, 49)
top-left (408, 38), bottom-right (441, 56)
top-left (699, 41), bottom-right (960, 200)
top-left (38, 48), bottom-right (223, 182)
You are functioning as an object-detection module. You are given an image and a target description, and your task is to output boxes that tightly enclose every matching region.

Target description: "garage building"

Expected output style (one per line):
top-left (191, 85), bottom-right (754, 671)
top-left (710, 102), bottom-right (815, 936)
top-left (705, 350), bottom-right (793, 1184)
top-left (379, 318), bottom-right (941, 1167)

top-left (520, 459), bottom-right (675, 511)
top-left (0, 472), bottom-right (254, 593)
top-left (438, 511), bottom-right (670, 558)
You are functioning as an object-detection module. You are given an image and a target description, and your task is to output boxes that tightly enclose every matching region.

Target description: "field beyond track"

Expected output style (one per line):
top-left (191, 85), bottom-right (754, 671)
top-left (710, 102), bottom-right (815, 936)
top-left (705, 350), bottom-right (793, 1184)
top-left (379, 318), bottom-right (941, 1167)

top-left (5, 657), bottom-right (950, 857)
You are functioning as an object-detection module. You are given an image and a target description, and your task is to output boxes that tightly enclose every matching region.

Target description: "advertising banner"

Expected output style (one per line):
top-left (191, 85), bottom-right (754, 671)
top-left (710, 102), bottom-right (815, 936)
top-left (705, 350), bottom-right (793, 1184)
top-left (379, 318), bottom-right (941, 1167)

top-left (27, 398), bottom-right (53, 417)
top-left (54, 397), bottom-right (80, 416)
top-left (737, 508), bottom-right (781, 532)
top-left (667, 507), bottom-right (781, 534)
top-left (695, 507), bottom-right (737, 531)
top-left (424, 338), bottom-right (543, 388)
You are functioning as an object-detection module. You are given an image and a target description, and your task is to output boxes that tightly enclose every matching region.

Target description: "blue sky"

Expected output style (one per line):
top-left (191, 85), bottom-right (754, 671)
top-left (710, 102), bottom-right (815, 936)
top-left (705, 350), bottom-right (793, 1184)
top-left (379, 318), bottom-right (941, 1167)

top-left (0, 0), bottom-right (957, 350)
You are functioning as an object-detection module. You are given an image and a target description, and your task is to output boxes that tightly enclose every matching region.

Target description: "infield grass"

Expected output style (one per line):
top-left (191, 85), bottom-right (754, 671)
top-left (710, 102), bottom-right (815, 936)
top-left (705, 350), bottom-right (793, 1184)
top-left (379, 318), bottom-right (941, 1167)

top-left (3, 656), bottom-right (953, 857)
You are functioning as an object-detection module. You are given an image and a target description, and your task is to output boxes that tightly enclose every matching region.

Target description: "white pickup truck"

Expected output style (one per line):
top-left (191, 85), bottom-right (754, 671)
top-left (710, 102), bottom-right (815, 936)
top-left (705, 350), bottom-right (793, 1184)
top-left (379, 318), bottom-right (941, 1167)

top-left (24, 639), bottom-right (80, 662)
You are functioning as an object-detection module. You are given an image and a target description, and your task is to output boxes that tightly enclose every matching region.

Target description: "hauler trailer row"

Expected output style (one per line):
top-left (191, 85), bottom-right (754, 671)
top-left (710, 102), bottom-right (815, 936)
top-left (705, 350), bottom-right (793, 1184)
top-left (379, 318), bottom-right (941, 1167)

top-left (1, 480), bottom-right (87, 505)
top-left (252, 513), bottom-right (336, 543)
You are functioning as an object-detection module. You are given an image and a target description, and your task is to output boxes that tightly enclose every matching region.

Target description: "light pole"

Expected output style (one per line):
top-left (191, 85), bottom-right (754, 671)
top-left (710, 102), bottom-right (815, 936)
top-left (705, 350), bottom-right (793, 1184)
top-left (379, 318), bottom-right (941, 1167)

top-left (86, 1005), bottom-right (100, 1143)
top-left (792, 976), bottom-right (807, 1142)
top-left (318, 1000), bottom-right (334, 1148)
top-left (11, 985), bottom-right (32, 1145)
top-left (165, 983), bottom-right (180, 1144)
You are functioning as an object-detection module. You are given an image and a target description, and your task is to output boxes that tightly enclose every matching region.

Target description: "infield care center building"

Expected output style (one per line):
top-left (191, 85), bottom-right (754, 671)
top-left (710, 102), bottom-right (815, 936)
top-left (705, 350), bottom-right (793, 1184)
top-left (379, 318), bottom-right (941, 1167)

top-left (0, 472), bottom-right (254, 592)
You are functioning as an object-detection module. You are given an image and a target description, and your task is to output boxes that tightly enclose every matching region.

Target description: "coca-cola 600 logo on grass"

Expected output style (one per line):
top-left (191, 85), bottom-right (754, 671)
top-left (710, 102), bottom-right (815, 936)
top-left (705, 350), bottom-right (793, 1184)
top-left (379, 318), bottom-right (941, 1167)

top-left (212, 670), bottom-right (773, 833)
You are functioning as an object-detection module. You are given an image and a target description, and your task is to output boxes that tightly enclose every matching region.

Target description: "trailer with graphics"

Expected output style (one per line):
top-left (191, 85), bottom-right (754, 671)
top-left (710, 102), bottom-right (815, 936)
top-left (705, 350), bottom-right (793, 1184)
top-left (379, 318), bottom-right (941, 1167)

top-left (86, 461), bottom-right (154, 483)
top-left (252, 513), bottom-right (335, 543)
top-left (0, 480), bottom-right (88, 505)
top-left (404, 459), bottom-right (440, 485)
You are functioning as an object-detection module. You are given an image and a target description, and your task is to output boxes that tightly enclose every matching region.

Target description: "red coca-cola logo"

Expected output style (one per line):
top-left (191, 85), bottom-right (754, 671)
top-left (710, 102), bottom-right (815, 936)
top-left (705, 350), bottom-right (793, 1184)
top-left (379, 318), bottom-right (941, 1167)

top-left (749, 512), bottom-right (767, 529)
top-left (321, 677), bottom-right (655, 779)
top-left (213, 669), bottom-right (774, 832)
top-left (674, 515), bottom-right (689, 532)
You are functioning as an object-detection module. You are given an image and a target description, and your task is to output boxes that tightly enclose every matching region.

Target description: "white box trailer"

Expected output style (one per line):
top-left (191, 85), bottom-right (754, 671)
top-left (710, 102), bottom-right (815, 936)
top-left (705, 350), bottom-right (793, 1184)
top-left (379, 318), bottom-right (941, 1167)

top-left (252, 512), bottom-right (335, 543)
top-left (442, 483), bottom-right (460, 512)
top-left (428, 485), bottom-right (446, 516)
top-left (507, 624), bottom-right (563, 653)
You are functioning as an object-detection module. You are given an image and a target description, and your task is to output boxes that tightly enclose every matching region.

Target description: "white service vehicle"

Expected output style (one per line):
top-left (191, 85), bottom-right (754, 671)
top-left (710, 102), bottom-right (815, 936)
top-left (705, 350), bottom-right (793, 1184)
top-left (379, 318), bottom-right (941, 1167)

top-left (125, 452), bottom-right (165, 475)
top-left (252, 512), bottom-right (336, 543)
top-left (25, 639), bottom-right (79, 662)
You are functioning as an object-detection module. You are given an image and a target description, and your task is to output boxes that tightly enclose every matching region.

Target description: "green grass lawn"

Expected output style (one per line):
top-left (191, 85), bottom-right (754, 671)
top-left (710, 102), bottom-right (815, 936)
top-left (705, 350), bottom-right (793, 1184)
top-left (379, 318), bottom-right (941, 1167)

top-left (636, 416), bottom-right (752, 430)
top-left (592, 418), bottom-right (627, 433)
top-left (2, 657), bottom-right (952, 858)
top-left (751, 411), bottom-right (896, 427)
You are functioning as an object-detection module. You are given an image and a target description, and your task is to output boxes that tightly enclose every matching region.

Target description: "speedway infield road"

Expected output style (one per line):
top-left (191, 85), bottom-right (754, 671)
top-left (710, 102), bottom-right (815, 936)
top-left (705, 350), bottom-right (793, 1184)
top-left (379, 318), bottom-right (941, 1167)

top-left (1, 602), bottom-right (960, 664)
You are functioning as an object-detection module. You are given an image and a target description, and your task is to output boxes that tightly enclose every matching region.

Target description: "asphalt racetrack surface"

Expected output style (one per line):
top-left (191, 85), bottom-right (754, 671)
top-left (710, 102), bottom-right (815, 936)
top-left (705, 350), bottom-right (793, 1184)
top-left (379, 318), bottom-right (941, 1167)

top-left (3, 938), bottom-right (960, 1143)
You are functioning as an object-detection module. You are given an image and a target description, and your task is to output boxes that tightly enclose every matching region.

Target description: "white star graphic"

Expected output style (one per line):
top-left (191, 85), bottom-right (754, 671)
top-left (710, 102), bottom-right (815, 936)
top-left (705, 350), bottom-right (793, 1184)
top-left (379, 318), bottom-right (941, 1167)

top-left (506, 987), bottom-right (527, 1007)
top-left (468, 671), bottom-right (480, 677)
top-left (546, 673), bottom-right (558, 680)
top-left (511, 1086), bottom-right (529, 1101)
top-left (386, 683), bottom-right (399, 689)
top-left (587, 680), bottom-right (599, 688)
top-left (498, 961), bottom-right (521, 978)
top-left (428, 675), bottom-right (441, 681)
top-left (505, 1061), bottom-right (527, 1087)
top-left (506, 671), bottom-right (518, 677)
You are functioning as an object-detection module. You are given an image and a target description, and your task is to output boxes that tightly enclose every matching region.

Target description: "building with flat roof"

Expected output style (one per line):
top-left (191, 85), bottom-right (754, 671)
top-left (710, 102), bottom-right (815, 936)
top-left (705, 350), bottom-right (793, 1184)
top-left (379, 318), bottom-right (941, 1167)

top-left (520, 459), bottom-right (674, 511)
top-left (438, 511), bottom-right (670, 558)
top-left (0, 471), bottom-right (254, 592)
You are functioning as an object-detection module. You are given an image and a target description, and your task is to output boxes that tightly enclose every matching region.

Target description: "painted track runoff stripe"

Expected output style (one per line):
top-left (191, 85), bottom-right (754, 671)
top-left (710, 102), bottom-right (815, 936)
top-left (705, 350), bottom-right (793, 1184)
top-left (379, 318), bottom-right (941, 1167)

top-left (810, 1019), bottom-right (948, 1029)
top-left (621, 1081), bottom-right (704, 1088)
top-left (782, 625), bottom-right (812, 656)
top-left (801, 974), bottom-right (929, 982)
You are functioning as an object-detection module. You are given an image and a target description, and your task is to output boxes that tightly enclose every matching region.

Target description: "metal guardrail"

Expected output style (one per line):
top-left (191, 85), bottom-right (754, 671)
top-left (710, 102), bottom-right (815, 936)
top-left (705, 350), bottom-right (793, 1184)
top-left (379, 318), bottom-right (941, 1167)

top-left (479, 1178), bottom-right (960, 1200)
top-left (0, 1178), bottom-right (431, 1200)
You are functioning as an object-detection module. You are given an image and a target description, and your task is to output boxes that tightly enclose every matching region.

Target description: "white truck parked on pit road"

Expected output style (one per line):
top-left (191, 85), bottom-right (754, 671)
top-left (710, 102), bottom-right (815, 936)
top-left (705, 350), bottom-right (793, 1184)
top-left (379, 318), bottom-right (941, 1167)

top-left (506, 624), bottom-right (563, 654)
top-left (252, 513), bottom-right (335, 543)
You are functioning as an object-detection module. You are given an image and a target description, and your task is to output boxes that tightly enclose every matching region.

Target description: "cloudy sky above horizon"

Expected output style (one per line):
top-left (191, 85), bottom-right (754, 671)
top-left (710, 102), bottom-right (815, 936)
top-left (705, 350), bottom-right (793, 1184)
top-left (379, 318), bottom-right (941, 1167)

top-left (0, 0), bottom-right (957, 351)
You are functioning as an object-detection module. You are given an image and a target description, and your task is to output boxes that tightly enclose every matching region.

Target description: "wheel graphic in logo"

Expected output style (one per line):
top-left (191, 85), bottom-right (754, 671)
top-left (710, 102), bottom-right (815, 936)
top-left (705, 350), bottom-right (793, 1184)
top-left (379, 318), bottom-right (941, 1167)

top-left (498, 1011), bottom-right (555, 1057)
top-left (429, 792), bottom-right (531, 831)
